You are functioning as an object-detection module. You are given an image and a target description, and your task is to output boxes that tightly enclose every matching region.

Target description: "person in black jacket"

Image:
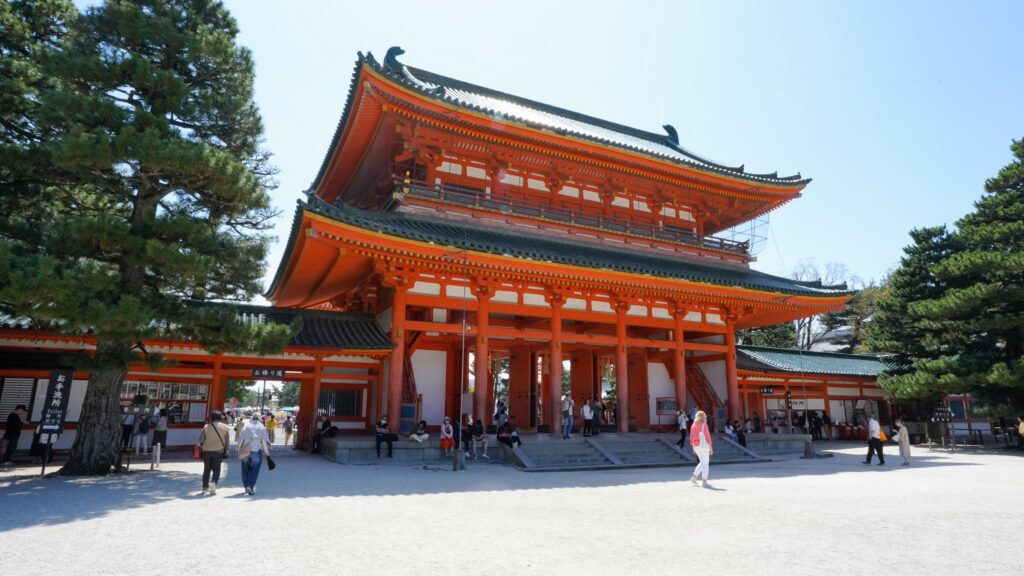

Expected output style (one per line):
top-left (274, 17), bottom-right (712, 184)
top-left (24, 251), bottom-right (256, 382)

top-left (2, 405), bottom-right (27, 466)
top-left (468, 415), bottom-right (489, 459)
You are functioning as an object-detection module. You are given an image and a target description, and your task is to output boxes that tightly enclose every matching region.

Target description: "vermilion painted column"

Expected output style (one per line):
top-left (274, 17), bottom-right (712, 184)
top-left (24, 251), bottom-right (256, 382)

top-left (673, 309), bottom-right (687, 413)
top-left (474, 285), bottom-right (490, 429)
top-left (209, 353), bottom-right (224, 420)
top-left (388, 286), bottom-right (407, 435)
top-left (548, 295), bottom-right (564, 438)
top-left (310, 355), bottom-right (323, 443)
top-left (615, 303), bottom-right (630, 434)
top-left (725, 319), bottom-right (741, 422)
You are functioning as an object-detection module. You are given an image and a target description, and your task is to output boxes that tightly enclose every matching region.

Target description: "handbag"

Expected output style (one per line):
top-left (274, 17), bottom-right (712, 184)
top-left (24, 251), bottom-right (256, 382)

top-left (191, 444), bottom-right (203, 460)
top-left (267, 455), bottom-right (276, 471)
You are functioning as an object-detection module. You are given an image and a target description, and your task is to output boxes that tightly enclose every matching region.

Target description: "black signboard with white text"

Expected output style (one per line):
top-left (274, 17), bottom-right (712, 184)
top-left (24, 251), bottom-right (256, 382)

top-left (40, 368), bottom-right (74, 434)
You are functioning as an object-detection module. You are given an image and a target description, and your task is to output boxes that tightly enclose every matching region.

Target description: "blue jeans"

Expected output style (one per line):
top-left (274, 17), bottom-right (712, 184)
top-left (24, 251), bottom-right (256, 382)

top-left (241, 451), bottom-right (263, 490)
top-left (562, 414), bottom-right (574, 438)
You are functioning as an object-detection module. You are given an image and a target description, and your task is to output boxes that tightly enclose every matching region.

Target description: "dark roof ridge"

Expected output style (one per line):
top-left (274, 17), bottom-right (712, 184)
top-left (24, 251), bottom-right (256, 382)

top-left (352, 48), bottom-right (809, 188)
top-left (737, 345), bottom-right (883, 360)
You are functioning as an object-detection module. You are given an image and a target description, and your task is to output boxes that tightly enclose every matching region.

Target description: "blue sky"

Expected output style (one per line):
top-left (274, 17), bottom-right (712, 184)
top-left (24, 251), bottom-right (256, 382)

top-left (103, 1), bottom-right (1024, 291)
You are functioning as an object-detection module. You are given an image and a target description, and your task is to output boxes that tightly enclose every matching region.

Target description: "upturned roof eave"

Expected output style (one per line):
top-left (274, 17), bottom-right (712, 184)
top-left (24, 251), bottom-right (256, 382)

top-left (304, 50), bottom-right (811, 201)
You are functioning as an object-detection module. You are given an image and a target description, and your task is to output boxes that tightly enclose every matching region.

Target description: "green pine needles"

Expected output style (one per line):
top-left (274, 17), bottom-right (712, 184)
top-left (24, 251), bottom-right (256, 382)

top-left (868, 139), bottom-right (1024, 413)
top-left (0, 0), bottom-right (295, 474)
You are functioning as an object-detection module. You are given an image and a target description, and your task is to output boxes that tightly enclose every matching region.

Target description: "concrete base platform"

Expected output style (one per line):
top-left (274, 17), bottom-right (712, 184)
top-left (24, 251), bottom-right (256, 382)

top-left (321, 437), bottom-right (516, 464)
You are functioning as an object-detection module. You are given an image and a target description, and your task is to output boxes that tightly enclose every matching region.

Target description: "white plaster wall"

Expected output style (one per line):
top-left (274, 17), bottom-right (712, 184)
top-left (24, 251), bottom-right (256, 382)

top-left (647, 363), bottom-right (674, 427)
top-left (411, 349), bottom-right (447, 425)
top-left (700, 360), bottom-right (728, 406)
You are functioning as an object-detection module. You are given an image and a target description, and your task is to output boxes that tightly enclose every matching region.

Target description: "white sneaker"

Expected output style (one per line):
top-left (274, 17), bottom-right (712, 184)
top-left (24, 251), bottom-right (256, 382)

top-left (481, 453), bottom-right (490, 459)
top-left (690, 476), bottom-right (699, 486)
top-left (465, 452), bottom-right (471, 458)
top-left (209, 484), bottom-right (217, 495)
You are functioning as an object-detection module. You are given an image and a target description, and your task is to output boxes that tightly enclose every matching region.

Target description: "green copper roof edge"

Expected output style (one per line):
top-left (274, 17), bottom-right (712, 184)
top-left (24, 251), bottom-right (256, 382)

top-left (736, 345), bottom-right (887, 376)
top-left (304, 50), bottom-right (811, 197)
top-left (402, 62), bottom-right (810, 186)
top-left (303, 197), bottom-right (850, 298)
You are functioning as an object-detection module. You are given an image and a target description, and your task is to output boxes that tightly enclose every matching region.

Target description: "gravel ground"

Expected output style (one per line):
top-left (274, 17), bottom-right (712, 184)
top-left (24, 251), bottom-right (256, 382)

top-left (1, 443), bottom-right (1021, 576)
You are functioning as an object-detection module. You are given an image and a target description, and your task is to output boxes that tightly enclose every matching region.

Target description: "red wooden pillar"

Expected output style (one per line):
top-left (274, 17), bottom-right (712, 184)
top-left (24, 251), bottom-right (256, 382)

top-left (548, 293), bottom-right (564, 438)
top-left (673, 307), bottom-right (687, 413)
top-left (615, 302), bottom-right (630, 434)
top-left (473, 284), bottom-right (490, 429)
top-left (208, 353), bottom-right (224, 419)
top-left (388, 285), bottom-right (407, 433)
top-left (725, 319), bottom-right (740, 423)
top-left (300, 354), bottom-right (323, 448)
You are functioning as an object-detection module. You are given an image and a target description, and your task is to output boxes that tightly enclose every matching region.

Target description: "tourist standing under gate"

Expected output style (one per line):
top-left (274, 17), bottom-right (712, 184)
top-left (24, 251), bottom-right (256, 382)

top-left (581, 400), bottom-right (594, 437)
top-left (561, 393), bottom-right (575, 439)
top-left (283, 415), bottom-right (294, 446)
top-left (675, 409), bottom-right (688, 447)
top-left (689, 410), bottom-right (714, 487)
top-left (862, 414), bottom-right (885, 466)
top-left (266, 414), bottom-right (276, 444)
top-left (196, 411), bottom-right (230, 495)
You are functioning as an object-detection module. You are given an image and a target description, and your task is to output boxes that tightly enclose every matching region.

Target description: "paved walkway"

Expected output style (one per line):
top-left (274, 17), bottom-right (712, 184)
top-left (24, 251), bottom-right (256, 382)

top-left (1, 444), bottom-right (1021, 575)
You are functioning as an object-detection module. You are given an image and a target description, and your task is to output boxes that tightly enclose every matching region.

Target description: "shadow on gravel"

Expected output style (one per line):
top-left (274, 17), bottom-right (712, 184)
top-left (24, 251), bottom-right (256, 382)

top-left (0, 443), bottom-right (995, 532)
top-left (0, 468), bottom-right (201, 534)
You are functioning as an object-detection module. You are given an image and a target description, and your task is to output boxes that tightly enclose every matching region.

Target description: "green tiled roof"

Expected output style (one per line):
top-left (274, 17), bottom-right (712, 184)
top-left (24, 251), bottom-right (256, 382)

top-left (300, 197), bottom-right (849, 298)
top-left (736, 346), bottom-right (887, 376)
top-left (186, 301), bottom-right (392, 350)
top-left (308, 48), bottom-right (809, 198)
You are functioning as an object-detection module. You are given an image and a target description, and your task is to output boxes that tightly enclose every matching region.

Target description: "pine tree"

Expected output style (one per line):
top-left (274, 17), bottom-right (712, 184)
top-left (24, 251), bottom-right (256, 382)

top-left (923, 139), bottom-right (1024, 409)
top-left (869, 138), bottom-right (1024, 410)
top-left (866, 226), bottom-right (960, 400)
top-left (737, 322), bottom-right (797, 348)
top-left (0, 0), bottom-right (294, 475)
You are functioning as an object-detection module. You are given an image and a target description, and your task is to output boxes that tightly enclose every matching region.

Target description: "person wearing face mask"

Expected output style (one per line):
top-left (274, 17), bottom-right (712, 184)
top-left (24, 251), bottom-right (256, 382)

top-left (376, 414), bottom-right (395, 458)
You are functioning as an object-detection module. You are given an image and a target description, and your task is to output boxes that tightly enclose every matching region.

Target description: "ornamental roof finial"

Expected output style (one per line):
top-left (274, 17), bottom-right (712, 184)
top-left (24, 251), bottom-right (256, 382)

top-left (384, 46), bottom-right (405, 73)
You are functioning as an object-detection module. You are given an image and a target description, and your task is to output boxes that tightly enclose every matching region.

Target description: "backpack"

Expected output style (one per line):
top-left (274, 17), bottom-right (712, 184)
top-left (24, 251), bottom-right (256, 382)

top-left (138, 415), bottom-right (150, 434)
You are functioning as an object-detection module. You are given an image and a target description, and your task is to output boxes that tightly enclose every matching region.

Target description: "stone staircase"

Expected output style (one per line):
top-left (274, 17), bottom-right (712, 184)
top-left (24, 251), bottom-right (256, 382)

top-left (515, 439), bottom-right (612, 469)
top-left (513, 434), bottom-right (766, 471)
top-left (707, 436), bottom-right (767, 464)
top-left (598, 438), bottom-right (695, 466)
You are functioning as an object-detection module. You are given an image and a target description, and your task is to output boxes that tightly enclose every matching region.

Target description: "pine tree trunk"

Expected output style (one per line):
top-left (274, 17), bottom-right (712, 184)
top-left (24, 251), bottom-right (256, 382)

top-left (59, 339), bottom-right (130, 475)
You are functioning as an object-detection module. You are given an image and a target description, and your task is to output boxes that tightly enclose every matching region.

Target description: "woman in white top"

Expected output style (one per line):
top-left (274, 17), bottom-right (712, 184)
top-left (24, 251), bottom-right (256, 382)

top-left (237, 413), bottom-right (271, 495)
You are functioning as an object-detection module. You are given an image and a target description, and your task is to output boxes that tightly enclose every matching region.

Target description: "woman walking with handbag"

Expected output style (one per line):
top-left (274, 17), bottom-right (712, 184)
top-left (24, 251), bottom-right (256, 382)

top-left (237, 412), bottom-right (271, 495)
top-left (196, 411), bottom-right (230, 495)
top-left (689, 410), bottom-right (714, 488)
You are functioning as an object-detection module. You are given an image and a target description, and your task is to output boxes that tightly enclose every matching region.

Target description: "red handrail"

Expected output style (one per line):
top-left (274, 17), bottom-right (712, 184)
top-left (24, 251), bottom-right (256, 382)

top-left (393, 177), bottom-right (749, 256)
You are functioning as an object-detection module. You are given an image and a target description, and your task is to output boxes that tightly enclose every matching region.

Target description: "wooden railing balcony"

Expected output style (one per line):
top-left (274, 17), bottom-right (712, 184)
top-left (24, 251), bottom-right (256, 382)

top-left (390, 177), bottom-right (750, 257)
